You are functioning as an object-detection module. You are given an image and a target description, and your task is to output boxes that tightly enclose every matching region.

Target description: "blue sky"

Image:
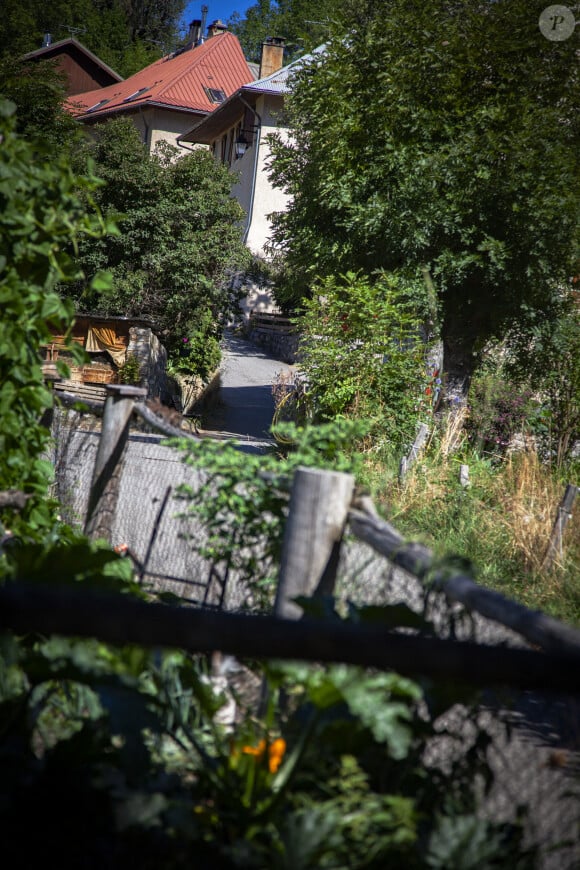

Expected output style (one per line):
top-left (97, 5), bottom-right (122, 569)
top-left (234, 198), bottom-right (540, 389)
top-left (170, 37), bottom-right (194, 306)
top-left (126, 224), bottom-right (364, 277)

top-left (181, 1), bottom-right (254, 32)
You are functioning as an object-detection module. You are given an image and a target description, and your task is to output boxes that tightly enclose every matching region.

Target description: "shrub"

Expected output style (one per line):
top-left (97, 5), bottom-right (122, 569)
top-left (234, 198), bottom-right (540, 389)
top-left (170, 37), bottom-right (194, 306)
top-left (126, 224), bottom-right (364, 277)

top-left (117, 353), bottom-right (142, 385)
top-left (296, 271), bottom-right (431, 450)
top-left (466, 366), bottom-right (535, 457)
top-left (168, 308), bottom-right (222, 382)
top-left (0, 98), bottom-right (113, 541)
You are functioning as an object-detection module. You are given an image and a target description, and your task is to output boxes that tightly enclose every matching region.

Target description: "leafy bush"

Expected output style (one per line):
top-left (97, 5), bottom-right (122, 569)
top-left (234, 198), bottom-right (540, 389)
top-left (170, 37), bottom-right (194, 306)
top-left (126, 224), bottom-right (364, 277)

top-left (172, 418), bottom-right (368, 609)
top-left (167, 307), bottom-right (222, 382)
top-left (507, 305), bottom-right (580, 467)
top-left (1, 599), bottom-right (536, 869)
top-left (117, 353), bottom-right (142, 385)
top-left (0, 97), bottom-right (113, 541)
top-left (296, 271), bottom-right (431, 450)
top-left (66, 120), bottom-right (251, 351)
top-left (466, 366), bottom-right (535, 456)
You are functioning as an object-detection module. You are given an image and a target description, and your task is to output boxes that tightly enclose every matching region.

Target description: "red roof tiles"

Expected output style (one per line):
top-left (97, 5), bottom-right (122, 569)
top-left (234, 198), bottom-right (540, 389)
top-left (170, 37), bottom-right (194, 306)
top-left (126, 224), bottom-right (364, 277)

top-left (66, 32), bottom-right (253, 121)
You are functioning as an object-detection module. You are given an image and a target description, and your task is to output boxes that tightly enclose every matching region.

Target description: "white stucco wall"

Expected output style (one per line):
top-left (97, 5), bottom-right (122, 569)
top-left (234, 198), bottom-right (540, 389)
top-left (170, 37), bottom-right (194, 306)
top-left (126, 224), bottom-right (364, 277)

top-left (239, 94), bottom-right (290, 258)
top-left (85, 108), bottom-right (206, 157)
top-left (206, 93), bottom-right (290, 317)
top-left (144, 108), bottom-right (206, 153)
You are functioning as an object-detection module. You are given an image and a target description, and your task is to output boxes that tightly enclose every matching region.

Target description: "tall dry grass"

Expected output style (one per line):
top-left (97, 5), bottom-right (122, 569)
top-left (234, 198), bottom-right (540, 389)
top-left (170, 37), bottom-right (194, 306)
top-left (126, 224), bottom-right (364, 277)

top-left (373, 414), bottom-right (579, 623)
top-left (499, 450), bottom-right (563, 572)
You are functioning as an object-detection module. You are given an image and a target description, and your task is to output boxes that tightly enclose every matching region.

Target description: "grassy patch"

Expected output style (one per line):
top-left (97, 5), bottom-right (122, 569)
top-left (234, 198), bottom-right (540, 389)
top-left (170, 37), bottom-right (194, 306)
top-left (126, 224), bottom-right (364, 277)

top-left (363, 420), bottom-right (579, 626)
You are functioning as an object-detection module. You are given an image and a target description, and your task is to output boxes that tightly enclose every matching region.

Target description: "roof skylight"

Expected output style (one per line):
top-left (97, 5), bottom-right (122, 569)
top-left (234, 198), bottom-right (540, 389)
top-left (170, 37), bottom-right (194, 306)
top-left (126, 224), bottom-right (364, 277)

top-left (205, 86), bottom-right (226, 103)
top-left (86, 98), bottom-right (111, 113)
top-left (123, 87), bottom-right (151, 103)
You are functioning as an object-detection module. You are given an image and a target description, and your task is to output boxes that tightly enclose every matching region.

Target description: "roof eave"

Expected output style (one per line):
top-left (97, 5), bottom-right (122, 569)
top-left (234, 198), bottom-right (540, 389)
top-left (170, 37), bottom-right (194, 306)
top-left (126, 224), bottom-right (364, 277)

top-left (178, 88), bottom-right (260, 143)
top-left (76, 101), bottom-right (209, 122)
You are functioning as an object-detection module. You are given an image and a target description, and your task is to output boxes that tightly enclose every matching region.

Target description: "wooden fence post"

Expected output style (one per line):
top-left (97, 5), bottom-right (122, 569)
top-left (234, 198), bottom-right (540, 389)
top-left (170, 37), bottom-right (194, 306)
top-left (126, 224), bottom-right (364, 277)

top-left (84, 384), bottom-right (147, 542)
top-left (542, 484), bottom-right (578, 572)
top-left (399, 422), bottom-right (429, 483)
top-left (274, 466), bottom-right (355, 619)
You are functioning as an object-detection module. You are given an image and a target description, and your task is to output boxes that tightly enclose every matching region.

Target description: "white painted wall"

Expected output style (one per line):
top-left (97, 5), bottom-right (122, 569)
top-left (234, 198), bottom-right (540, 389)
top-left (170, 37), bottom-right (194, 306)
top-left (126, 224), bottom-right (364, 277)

top-left (147, 107), bottom-right (206, 153)
top-left (226, 94), bottom-right (291, 317)
top-left (238, 94), bottom-right (289, 257)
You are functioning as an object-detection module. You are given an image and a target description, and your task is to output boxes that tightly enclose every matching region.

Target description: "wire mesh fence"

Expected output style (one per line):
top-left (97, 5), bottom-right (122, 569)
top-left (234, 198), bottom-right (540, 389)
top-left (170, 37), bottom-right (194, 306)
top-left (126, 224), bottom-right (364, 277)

top-left (49, 403), bottom-right (227, 607)
top-left (46, 394), bottom-right (580, 869)
top-left (336, 538), bottom-right (580, 870)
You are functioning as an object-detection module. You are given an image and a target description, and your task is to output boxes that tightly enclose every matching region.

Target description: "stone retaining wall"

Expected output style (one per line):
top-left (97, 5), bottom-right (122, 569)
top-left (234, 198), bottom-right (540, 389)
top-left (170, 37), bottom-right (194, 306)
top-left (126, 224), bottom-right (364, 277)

top-left (127, 326), bottom-right (168, 398)
top-left (246, 327), bottom-right (299, 364)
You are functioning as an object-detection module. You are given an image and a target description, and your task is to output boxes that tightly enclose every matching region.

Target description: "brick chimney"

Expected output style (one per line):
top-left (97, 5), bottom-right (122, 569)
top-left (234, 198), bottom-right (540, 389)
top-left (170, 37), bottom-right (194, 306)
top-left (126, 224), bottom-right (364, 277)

top-left (259, 37), bottom-right (285, 78)
top-left (207, 19), bottom-right (228, 38)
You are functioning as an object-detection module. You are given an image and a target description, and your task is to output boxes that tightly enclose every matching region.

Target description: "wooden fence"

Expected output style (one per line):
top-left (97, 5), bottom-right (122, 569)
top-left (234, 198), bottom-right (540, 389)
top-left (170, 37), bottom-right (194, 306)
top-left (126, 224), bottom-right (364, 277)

top-left (2, 383), bottom-right (579, 694)
top-left (247, 312), bottom-right (295, 334)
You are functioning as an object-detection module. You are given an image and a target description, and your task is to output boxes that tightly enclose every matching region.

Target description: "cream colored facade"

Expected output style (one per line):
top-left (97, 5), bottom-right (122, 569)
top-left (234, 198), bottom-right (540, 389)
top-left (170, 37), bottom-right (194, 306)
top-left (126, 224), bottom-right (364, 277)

top-left (210, 93), bottom-right (289, 257)
top-left (83, 107), bottom-right (206, 155)
top-left (178, 42), bottom-right (323, 317)
top-left (146, 108), bottom-right (206, 153)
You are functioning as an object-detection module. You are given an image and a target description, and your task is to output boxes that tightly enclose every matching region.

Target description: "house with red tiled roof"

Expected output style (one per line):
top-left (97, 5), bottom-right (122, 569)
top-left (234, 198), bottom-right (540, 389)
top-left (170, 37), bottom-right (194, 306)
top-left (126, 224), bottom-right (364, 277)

top-left (178, 42), bottom-right (325, 320)
top-left (22, 36), bottom-right (123, 96)
top-left (66, 24), bottom-right (255, 153)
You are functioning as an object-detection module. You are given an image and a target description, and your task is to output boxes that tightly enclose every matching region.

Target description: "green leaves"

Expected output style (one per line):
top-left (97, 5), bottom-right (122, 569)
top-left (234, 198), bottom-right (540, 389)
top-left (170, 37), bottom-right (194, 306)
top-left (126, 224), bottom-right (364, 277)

top-left (171, 419), bottom-right (366, 608)
top-left (67, 119), bottom-right (250, 366)
top-left (296, 271), bottom-right (431, 448)
top-left (269, 0), bottom-right (578, 389)
top-left (426, 812), bottom-right (533, 869)
top-left (0, 98), bottom-right (112, 541)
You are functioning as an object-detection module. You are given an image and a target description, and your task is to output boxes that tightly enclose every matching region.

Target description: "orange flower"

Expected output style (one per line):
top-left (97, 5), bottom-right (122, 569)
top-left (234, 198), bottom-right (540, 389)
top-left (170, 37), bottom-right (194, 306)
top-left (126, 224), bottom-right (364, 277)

top-left (268, 738), bottom-right (286, 774)
top-left (242, 738), bottom-right (266, 758)
top-left (240, 737), bottom-right (286, 773)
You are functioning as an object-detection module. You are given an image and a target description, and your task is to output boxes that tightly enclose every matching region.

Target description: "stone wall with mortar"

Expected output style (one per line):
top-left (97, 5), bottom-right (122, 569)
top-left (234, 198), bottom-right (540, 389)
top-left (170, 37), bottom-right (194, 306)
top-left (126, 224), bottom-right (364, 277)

top-left (245, 327), bottom-right (299, 364)
top-left (127, 326), bottom-right (168, 398)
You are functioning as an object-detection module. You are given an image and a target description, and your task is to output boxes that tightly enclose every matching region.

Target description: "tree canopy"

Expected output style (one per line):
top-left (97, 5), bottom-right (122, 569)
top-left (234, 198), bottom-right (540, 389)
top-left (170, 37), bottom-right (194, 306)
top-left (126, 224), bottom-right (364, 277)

top-left (267, 0), bottom-right (579, 397)
top-left (0, 0), bottom-right (188, 77)
top-left (66, 119), bottom-right (251, 359)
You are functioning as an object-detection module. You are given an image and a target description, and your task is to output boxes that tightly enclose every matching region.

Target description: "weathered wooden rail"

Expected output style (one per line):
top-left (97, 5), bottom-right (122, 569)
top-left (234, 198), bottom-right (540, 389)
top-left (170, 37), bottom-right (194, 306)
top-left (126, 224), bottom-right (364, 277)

top-left (248, 312), bottom-right (295, 334)
top-left (1, 582), bottom-right (580, 693)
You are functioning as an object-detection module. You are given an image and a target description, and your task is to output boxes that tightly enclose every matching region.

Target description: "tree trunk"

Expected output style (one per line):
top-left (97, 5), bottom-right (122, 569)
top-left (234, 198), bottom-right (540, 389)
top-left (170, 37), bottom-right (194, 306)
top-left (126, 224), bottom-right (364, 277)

top-left (441, 331), bottom-right (476, 409)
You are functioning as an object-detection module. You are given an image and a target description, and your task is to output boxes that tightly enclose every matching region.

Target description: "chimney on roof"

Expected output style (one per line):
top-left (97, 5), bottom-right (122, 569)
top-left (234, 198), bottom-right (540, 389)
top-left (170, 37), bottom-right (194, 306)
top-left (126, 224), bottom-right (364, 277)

top-left (207, 19), bottom-right (227, 38)
top-left (42, 32), bottom-right (52, 47)
top-left (188, 19), bottom-right (202, 46)
top-left (259, 37), bottom-right (285, 79)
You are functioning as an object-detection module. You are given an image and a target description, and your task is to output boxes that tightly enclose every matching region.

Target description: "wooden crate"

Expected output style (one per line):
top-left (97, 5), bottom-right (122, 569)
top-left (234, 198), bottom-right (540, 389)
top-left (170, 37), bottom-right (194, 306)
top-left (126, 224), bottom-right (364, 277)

top-left (82, 365), bottom-right (115, 384)
top-left (68, 365), bottom-right (84, 382)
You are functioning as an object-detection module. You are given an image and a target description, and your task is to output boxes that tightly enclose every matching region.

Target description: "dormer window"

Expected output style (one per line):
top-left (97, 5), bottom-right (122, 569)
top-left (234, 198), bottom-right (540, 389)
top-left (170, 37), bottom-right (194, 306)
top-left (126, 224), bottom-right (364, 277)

top-left (205, 86), bottom-right (226, 103)
top-left (123, 87), bottom-right (151, 103)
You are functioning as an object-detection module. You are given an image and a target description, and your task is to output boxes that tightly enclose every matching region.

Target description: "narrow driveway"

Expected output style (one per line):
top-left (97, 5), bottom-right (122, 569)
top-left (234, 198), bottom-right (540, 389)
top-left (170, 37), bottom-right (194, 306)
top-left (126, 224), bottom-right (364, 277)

top-left (204, 330), bottom-right (293, 452)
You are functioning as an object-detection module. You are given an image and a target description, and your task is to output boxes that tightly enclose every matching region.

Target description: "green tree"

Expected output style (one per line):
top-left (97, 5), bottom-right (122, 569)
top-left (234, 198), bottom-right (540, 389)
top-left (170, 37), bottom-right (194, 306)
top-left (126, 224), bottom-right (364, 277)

top-left (0, 54), bottom-right (80, 154)
top-left (0, 0), bottom-right (187, 78)
top-left (0, 98), bottom-right (113, 540)
top-left (67, 119), bottom-right (251, 361)
top-left (268, 0), bottom-right (579, 402)
top-left (297, 271), bottom-right (430, 448)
